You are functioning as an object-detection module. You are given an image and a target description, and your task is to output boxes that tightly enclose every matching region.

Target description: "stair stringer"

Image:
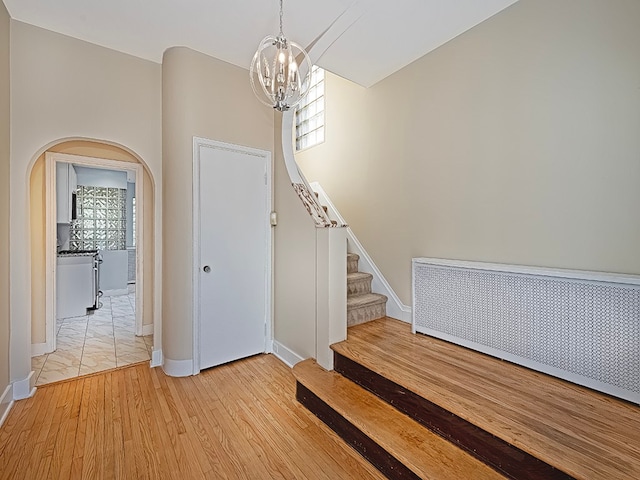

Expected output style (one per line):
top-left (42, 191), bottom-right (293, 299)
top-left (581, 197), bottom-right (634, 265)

top-left (311, 182), bottom-right (411, 322)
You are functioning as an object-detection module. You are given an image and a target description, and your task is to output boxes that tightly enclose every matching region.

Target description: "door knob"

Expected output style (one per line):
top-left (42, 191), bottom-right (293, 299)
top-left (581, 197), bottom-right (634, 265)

top-left (203, 265), bottom-right (211, 273)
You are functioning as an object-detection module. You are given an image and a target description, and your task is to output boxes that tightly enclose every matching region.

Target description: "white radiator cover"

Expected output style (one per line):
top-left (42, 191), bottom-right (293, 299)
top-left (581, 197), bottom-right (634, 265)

top-left (412, 258), bottom-right (640, 404)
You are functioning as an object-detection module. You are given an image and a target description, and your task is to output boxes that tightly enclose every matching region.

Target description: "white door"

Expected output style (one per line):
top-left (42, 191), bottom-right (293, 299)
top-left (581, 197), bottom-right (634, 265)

top-left (196, 140), bottom-right (270, 371)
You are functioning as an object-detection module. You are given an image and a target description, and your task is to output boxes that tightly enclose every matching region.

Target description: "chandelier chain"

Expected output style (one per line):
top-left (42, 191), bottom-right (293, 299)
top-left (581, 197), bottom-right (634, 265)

top-left (279, 0), bottom-right (284, 35)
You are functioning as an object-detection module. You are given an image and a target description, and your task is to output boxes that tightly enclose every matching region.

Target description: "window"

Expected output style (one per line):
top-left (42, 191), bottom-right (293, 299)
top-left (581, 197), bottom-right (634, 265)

top-left (70, 185), bottom-right (127, 251)
top-left (295, 66), bottom-right (325, 151)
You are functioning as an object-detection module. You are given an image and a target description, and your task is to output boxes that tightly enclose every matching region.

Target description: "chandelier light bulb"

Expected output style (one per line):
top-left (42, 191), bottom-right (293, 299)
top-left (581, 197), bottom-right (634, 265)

top-left (250, 0), bottom-right (312, 111)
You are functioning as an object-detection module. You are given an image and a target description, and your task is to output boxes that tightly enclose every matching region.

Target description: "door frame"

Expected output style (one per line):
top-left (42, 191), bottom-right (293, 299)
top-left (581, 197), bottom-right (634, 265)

top-left (45, 152), bottom-right (145, 353)
top-left (192, 137), bottom-right (273, 375)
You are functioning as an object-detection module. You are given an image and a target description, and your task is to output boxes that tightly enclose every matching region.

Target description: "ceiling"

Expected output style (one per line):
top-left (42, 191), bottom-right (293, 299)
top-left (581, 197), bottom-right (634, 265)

top-left (2, 0), bottom-right (519, 88)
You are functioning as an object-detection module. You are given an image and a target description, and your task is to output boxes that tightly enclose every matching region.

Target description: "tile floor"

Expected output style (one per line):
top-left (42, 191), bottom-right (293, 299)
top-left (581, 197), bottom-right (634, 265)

top-left (32, 284), bottom-right (153, 386)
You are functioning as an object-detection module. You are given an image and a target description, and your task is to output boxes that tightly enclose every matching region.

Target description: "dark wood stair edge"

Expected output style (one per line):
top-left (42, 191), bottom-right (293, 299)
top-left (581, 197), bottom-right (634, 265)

top-left (296, 382), bottom-right (420, 480)
top-left (333, 352), bottom-right (575, 480)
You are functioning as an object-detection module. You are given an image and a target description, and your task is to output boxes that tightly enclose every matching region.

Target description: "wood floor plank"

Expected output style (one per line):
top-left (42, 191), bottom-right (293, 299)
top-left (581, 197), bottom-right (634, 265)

top-left (333, 317), bottom-right (640, 480)
top-left (103, 372), bottom-right (116, 480)
top-left (0, 355), bottom-right (390, 479)
top-left (53, 376), bottom-right (84, 479)
top-left (9, 382), bottom-right (57, 478)
top-left (153, 371), bottom-right (203, 479)
top-left (135, 365), bottom-right (183, 480)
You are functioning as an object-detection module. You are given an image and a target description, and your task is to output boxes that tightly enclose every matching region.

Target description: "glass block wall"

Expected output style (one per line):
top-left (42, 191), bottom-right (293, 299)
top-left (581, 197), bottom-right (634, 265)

top-left (70, 186), bottom-right (127, 250)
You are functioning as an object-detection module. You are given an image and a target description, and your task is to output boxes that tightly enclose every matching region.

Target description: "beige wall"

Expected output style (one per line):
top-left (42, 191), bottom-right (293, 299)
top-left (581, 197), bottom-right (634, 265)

top-left (273, 114), bottom-right (318, 360)
top-left (29, 141), bottom-right (155, 345)
top-left (0, 1), bottom-right (11, 393)
top-left (10, 21), bottom-right (162, 383)
top-left (162, 47), bottom-right (273, 364)
top-left (298, 0), bottom-right (640, 306)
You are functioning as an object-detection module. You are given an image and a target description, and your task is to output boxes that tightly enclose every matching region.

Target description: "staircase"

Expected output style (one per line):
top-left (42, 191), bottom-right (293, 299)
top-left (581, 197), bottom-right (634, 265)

top-left (347, 253), bottom-right (387, 326)
top-left (293, 317), bottom-right (640, 480)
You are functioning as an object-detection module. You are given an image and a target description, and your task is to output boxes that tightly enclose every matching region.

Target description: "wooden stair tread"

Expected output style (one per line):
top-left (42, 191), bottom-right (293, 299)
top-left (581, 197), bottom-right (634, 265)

top-left (294, 359), bottom-right (505, 480)
top-left (347, 293), bottom-right (387, 308)
top-left (332, 318), bottom-right (640, 480)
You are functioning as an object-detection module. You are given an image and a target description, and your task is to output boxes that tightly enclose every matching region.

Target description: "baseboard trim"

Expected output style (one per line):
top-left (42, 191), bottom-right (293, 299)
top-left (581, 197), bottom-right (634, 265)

top-left (13, 372), bottom-right (36, 400)
top-left (141, 324), bottom-right (153, 336)
top-left (272, 341), bottom-right (305, 368)
top-left (0, 383), bottom-right (14, 428)
top-left (162, 356), bottom-right (192, 377)
top-left (150, 349), bottom-right (163, 368)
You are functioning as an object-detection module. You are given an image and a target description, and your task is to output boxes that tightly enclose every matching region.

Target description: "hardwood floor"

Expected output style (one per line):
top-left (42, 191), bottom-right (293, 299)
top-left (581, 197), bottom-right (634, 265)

top-left (332, 318), bottom-right (640, 480)
top-left (0, 355), bottom-right (385, 480)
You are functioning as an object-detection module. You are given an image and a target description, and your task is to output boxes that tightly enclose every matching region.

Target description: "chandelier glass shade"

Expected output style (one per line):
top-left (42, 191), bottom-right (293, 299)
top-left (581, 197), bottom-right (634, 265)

top-left (250, 0), bottom-right (312, 111)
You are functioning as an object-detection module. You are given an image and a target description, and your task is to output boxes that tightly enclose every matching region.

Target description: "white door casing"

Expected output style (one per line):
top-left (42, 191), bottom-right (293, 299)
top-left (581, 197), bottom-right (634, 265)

top-left (192, 138), bottom-right (272, 373)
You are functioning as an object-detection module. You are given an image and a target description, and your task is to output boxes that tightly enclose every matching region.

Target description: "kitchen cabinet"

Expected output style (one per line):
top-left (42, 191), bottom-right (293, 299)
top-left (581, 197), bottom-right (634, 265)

top-left (56, 162), bottom-right (77, 223)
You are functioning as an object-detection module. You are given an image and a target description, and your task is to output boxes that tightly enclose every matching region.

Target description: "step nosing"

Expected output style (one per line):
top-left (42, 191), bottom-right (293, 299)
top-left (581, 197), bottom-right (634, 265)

top-left (296, 381), bottom-right (422, 480)
top-left (347, 272), bottom-right (372, 277)
top-left (295, 359), bottom-right (505, 480)
top-left (332, 352), bottom-right (575, 480)
top-left (347, 293), bottom-right (388, 307)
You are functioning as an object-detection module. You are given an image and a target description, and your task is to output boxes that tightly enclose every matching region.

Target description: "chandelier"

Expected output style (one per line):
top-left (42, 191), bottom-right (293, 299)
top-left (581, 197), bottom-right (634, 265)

top-left (250, 0), bottom-right (312, 111)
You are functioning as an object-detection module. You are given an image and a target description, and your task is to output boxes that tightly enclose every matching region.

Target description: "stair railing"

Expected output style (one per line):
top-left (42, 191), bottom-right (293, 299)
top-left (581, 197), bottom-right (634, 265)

top-left (279, 3), bottom-right (365, 369)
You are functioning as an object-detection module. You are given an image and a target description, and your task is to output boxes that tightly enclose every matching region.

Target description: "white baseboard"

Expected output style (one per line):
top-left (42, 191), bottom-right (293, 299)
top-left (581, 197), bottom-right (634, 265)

top-left (0, 383), bottom-right (14, 428)
top-left (150, 349), bottom-right (163, 368)
top-left (141, 324), bottom-right (153, 336)
top-left (310, 182), bottom-right (412, 323)
top-left (162, 357), bottom-right (193, 377)
top-left (272, 340), bottom-right (305, 368)
top-left (13, 372), bottom-right (36, 400)
top-left (102, 288), bottom-right (129, 297)
top-left (31, 342), bottom-right (50, 357)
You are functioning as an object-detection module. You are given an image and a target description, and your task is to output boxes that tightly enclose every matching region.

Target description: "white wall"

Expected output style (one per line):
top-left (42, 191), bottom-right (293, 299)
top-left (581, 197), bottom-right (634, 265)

top-left (75, 166), bottom-right (128, 189)
top-left (0, 0), bottom-right (11, 408)
top-left (100, 250), bottom-right (128, 292)
top-left (298, 0), bottom-right (640, 306)
top-left (10, 21), bottom-right (162, 387)
top-left (273, 114), bottom-right (318, 362)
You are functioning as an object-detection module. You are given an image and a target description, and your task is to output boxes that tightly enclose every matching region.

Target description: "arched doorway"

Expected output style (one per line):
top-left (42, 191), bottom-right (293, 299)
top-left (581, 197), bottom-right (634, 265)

top-left (29, 139), bottom-right (156, 385)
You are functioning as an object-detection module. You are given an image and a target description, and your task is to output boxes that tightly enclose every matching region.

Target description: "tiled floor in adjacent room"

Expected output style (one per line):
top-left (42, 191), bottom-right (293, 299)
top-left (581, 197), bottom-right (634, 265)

top-left (32, 284), bottom-right (153, 386)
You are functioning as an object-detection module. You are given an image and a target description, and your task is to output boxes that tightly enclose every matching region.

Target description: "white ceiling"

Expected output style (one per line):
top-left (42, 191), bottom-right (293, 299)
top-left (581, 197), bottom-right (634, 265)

top-left (2, 0), bottom-right (519, 87)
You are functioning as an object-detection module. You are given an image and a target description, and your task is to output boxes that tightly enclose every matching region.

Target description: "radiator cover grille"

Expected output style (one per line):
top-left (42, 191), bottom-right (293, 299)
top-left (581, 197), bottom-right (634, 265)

top-left (412, 259), bottom-right (640, 404)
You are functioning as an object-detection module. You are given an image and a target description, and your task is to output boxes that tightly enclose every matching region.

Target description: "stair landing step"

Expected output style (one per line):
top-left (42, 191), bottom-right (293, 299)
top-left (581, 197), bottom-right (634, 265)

top-left (331, 318), bottom-right (640, 480)
top-left (347, 293), bottom-right (387, 308)
top-left (294, 359), bottom-right (504, 480)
